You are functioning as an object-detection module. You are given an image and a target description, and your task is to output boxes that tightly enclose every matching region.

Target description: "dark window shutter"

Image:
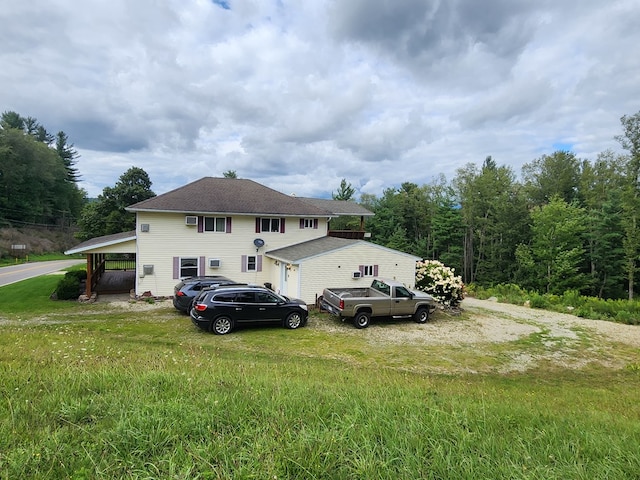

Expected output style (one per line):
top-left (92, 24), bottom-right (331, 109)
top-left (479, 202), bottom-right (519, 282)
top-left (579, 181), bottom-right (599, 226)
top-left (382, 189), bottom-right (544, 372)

top-left (373, 265), bottom-right (379, 276)
top-left (226, 217), bottom-right (232, 233)
top-left (173, 257), bottom-right (179, 279)
top-left (300, 218), bottom-right (305, 229)
top-left (255, 218), bottom-right (260, 233)
top-left (280, 218), bottom-right (286, 233)
top-left (359, 265), bottom-right (364, 275)
top-left (241, 255), bottom-right (247, 272)
top-left (197, 216), bottom-right (204, 233)
top-left (199, 256), bottom-right (206, 274)
top-left (314, 219), bottom-right (318, 229)
top-left (257, 255), bottom-right (263, 272)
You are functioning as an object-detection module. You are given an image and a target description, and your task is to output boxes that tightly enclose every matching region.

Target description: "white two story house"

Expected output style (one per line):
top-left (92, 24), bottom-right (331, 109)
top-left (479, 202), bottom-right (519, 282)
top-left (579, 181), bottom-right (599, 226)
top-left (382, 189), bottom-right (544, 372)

top-left (66, 177), bottom-right (421, 304)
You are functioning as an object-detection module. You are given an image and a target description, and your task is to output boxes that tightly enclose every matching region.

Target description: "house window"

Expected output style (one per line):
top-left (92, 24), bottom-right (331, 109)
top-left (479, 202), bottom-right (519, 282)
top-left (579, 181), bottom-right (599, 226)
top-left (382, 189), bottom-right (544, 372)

top-left (359, 264), bottom-right (378, 277)
top-left (242, 254), bottom-right (263, 272)
top-left (302, 218), bottom-right (315, 228)
top-left (204, 217), bottom-right (226, 232)
top-left (261, 218), bottom-right (280, 232)
top-left (180, 257), bottom-right (198, 278)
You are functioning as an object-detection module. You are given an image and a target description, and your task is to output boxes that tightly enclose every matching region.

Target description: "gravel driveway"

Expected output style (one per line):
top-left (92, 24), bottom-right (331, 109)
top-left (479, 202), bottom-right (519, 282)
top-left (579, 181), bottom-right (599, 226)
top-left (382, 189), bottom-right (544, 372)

top-left (461, 296), bottom-right (640, 348)
top-left (309, 296), bottom-right (640, 373)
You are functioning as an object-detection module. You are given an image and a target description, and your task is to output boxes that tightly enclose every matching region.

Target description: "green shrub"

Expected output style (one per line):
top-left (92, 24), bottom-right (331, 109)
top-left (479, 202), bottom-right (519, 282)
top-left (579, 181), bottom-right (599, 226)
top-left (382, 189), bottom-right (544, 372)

top-left (55, 272), bottom-right (82, 300)
top-left (561, 289), bottom-right (584, 308)
top-left (614, 311), bottom-right (639, 325)
top-left (491, 283), bottom-right (528, 304)
top-left (529, 292), bottom-right (550, 309)
top-left (464, 283), bottom-right (479, 296)
top-left (585, 298), bottom-right (617, 318)
top-left (65, 269), bottom-right (87, 281)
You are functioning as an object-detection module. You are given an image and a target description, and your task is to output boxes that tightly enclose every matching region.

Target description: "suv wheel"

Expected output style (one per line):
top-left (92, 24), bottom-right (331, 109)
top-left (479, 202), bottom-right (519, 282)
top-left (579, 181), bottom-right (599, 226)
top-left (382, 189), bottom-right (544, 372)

top-left (284, 311), bottom-right (303, 329)
top-left (212, 316), bottom-right (233, 335)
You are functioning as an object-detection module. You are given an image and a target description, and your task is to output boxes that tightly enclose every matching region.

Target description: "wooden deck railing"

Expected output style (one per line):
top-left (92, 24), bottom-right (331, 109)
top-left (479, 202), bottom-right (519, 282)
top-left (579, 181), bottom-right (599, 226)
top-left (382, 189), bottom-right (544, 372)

top-left (328, 230), bottom-right (368, 240)
top-left (104, 259), bottom-right (136, 270)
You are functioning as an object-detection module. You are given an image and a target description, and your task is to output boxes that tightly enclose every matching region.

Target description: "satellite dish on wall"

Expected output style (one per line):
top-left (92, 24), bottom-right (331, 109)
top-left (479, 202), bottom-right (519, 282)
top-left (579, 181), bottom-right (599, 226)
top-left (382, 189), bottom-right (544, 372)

top-left (253, 238), bottom-right (265, 248)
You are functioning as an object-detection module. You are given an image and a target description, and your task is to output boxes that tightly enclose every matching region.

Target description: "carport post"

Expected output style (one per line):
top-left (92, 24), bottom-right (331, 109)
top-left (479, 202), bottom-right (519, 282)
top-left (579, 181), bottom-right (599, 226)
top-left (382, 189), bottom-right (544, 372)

top-left (86, 254), bottom-right (93, 297)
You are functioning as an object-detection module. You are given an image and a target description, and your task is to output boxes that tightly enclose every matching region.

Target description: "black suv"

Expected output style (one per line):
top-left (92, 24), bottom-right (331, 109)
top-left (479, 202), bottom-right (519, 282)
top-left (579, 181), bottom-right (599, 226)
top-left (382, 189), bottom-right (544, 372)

top-left (190, 285), bottom-right (308, 335)
top-left (173, 276), bottom-right (237, 313)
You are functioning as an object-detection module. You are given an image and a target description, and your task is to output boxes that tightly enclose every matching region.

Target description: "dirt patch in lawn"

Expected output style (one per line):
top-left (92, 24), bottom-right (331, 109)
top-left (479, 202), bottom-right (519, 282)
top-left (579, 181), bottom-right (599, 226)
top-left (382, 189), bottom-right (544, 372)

top-left (313, 296), bottom-right (640, 373)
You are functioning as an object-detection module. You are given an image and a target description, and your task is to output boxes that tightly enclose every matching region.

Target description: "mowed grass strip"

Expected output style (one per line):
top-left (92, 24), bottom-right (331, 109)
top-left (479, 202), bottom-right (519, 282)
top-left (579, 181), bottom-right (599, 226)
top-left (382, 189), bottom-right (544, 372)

top-left (1, 277), bottom-right (640, 479)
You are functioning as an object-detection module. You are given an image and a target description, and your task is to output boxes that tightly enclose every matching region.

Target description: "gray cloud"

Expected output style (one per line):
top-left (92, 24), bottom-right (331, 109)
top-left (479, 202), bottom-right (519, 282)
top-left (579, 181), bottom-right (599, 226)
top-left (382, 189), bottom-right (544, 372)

top-left (0, 0), bottom-right (638, 200)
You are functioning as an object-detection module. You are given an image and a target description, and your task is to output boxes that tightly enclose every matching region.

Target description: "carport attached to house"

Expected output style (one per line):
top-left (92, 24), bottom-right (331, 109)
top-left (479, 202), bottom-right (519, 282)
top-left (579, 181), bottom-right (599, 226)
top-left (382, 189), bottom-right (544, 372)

top-left (64, 230), bottom-right (137, 297)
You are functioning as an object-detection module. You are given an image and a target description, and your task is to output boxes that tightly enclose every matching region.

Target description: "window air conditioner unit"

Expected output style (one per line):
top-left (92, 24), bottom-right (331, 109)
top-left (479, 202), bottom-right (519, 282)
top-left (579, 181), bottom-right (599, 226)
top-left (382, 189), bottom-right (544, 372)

top-left (140, 223), bottom-right (150, 232)
top-left (352, 271), bottom-right (362, 279)
top-left (209, 258), bottom-right (221, 268)
top-left (185, 215), bottom-right (198, 226)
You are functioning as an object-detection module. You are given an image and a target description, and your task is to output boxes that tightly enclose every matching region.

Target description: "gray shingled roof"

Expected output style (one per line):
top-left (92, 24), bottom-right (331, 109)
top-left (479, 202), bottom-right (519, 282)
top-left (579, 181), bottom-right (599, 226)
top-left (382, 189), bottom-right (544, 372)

top-left (266, 236), bottom-right (360, 263)
top-left (65, 230), bottom-right (136, 254)
top-left (267, 236), bottom-right (422, 263)
top-left (126, 177), bottom-right (334, 216)
top-left (298, 197), bottom-right (374, 216)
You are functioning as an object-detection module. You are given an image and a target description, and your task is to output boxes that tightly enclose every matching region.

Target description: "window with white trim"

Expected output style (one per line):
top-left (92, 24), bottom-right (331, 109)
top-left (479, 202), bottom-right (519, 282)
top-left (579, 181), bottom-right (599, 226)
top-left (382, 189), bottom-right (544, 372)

top-left (204, 217), bottom-right (226, 232)
top-left (180, 257), bottom-right (198, 277)
top-left (260, 218), bottom-right (281, 232)
top-left (359, 264), bottom-right (378, 277)
top-left (303, 218), bottom-right (314, 228)
top-left (246, 255), bottom-right (257, 271)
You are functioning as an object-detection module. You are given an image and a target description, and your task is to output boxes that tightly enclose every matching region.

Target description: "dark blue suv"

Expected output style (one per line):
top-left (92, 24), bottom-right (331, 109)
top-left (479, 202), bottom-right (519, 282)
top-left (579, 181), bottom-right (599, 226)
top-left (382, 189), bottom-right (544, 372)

top-left (172, 276), bottom-right (237, 313)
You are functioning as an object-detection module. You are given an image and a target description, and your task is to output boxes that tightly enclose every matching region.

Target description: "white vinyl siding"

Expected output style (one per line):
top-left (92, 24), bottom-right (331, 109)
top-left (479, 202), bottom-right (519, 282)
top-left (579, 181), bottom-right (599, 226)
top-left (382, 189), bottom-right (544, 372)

top-left (290, 243), bottom-right (419, 304)
top-left (134, 213), bottom-right (326, 296)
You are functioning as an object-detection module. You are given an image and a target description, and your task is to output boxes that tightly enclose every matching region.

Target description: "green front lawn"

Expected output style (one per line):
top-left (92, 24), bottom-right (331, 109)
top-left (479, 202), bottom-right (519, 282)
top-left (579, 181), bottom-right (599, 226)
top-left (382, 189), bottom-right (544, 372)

top-left (1, 276), bottom-right (639, 479)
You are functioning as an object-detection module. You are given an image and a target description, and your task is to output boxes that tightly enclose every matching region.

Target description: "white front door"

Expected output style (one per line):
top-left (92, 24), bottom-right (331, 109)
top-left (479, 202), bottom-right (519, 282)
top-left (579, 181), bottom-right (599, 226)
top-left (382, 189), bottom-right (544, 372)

top-left (280, 263), bottom-right (289, 297)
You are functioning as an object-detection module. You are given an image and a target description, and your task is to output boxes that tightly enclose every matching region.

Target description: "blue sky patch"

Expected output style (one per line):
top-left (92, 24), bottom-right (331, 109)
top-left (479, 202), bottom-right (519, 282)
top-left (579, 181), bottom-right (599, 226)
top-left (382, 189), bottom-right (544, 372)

top-left (212, 0), bottom-right (230, 10)
top-left (552, 142), bottom-right (573, 152)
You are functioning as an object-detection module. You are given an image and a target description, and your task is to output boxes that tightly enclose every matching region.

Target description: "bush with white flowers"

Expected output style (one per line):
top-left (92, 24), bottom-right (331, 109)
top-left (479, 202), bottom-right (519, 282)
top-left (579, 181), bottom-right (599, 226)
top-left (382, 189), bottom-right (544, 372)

top-left (415, 260), bottom-right (464, 307)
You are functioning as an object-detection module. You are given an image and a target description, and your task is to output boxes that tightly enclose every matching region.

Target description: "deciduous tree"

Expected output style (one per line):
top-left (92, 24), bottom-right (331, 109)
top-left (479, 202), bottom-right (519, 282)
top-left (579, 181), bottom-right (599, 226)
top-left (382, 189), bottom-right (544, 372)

top-left (616, 111), bottom-right (640, 299)
top-left (76, 167), bottom-right (155, 240)
top-left (517, 196), bottom-right (589, 294)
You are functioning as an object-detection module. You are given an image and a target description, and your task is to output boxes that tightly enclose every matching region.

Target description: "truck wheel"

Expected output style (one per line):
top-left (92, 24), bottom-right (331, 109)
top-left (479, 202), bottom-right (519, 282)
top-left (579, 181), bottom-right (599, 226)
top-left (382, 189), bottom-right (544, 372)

top-left (414, 307), bottom-right (429, 324)
top-left (353, 312), bottom-right (371, 329)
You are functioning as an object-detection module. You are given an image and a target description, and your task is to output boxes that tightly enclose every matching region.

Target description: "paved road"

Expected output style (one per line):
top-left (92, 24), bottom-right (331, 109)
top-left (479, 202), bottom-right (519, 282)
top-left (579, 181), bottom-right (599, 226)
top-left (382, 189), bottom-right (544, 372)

top-left (0, 260), bottom-right (85, 288)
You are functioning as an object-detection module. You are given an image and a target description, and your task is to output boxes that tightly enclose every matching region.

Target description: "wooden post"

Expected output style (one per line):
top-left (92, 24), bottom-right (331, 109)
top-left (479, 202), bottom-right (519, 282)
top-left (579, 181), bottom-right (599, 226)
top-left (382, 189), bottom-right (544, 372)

top-left (86, 254), bottom-right (93, 297)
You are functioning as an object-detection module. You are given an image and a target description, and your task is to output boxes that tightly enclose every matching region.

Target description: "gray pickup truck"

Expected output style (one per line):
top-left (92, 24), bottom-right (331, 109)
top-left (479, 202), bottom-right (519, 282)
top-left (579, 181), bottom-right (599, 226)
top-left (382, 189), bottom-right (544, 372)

top-left (320, 278), bottom-right (437, 329)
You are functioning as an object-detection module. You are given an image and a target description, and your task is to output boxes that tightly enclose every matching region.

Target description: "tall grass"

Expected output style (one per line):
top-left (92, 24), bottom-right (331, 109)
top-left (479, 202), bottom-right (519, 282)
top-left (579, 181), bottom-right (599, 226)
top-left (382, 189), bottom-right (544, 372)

top-left (1, 278), bottom-right (640, 478)
top-left (469, 283), bottom-right (640, 325)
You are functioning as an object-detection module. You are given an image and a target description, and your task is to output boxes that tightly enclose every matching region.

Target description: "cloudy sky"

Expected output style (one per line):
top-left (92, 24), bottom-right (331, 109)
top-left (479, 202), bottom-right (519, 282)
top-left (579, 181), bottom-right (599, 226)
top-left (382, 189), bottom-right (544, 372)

top-left (2, 0), bottom-right (639, 199)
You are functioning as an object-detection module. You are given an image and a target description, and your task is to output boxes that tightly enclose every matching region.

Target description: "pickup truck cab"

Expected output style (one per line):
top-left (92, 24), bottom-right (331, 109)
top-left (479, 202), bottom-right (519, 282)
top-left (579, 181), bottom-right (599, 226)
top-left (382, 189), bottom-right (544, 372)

top-left (320, 278), bottom-right (436, 329)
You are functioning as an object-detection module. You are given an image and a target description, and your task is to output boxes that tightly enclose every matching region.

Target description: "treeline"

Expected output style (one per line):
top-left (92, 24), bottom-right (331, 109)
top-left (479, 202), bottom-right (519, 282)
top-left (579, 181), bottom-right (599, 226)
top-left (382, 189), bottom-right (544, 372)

top-left (357, 111), bottom-right (640, 301)
top-left (4, 104), bottom-right (639, 301)
top-left (0, 111), bottom-right (85, 228)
